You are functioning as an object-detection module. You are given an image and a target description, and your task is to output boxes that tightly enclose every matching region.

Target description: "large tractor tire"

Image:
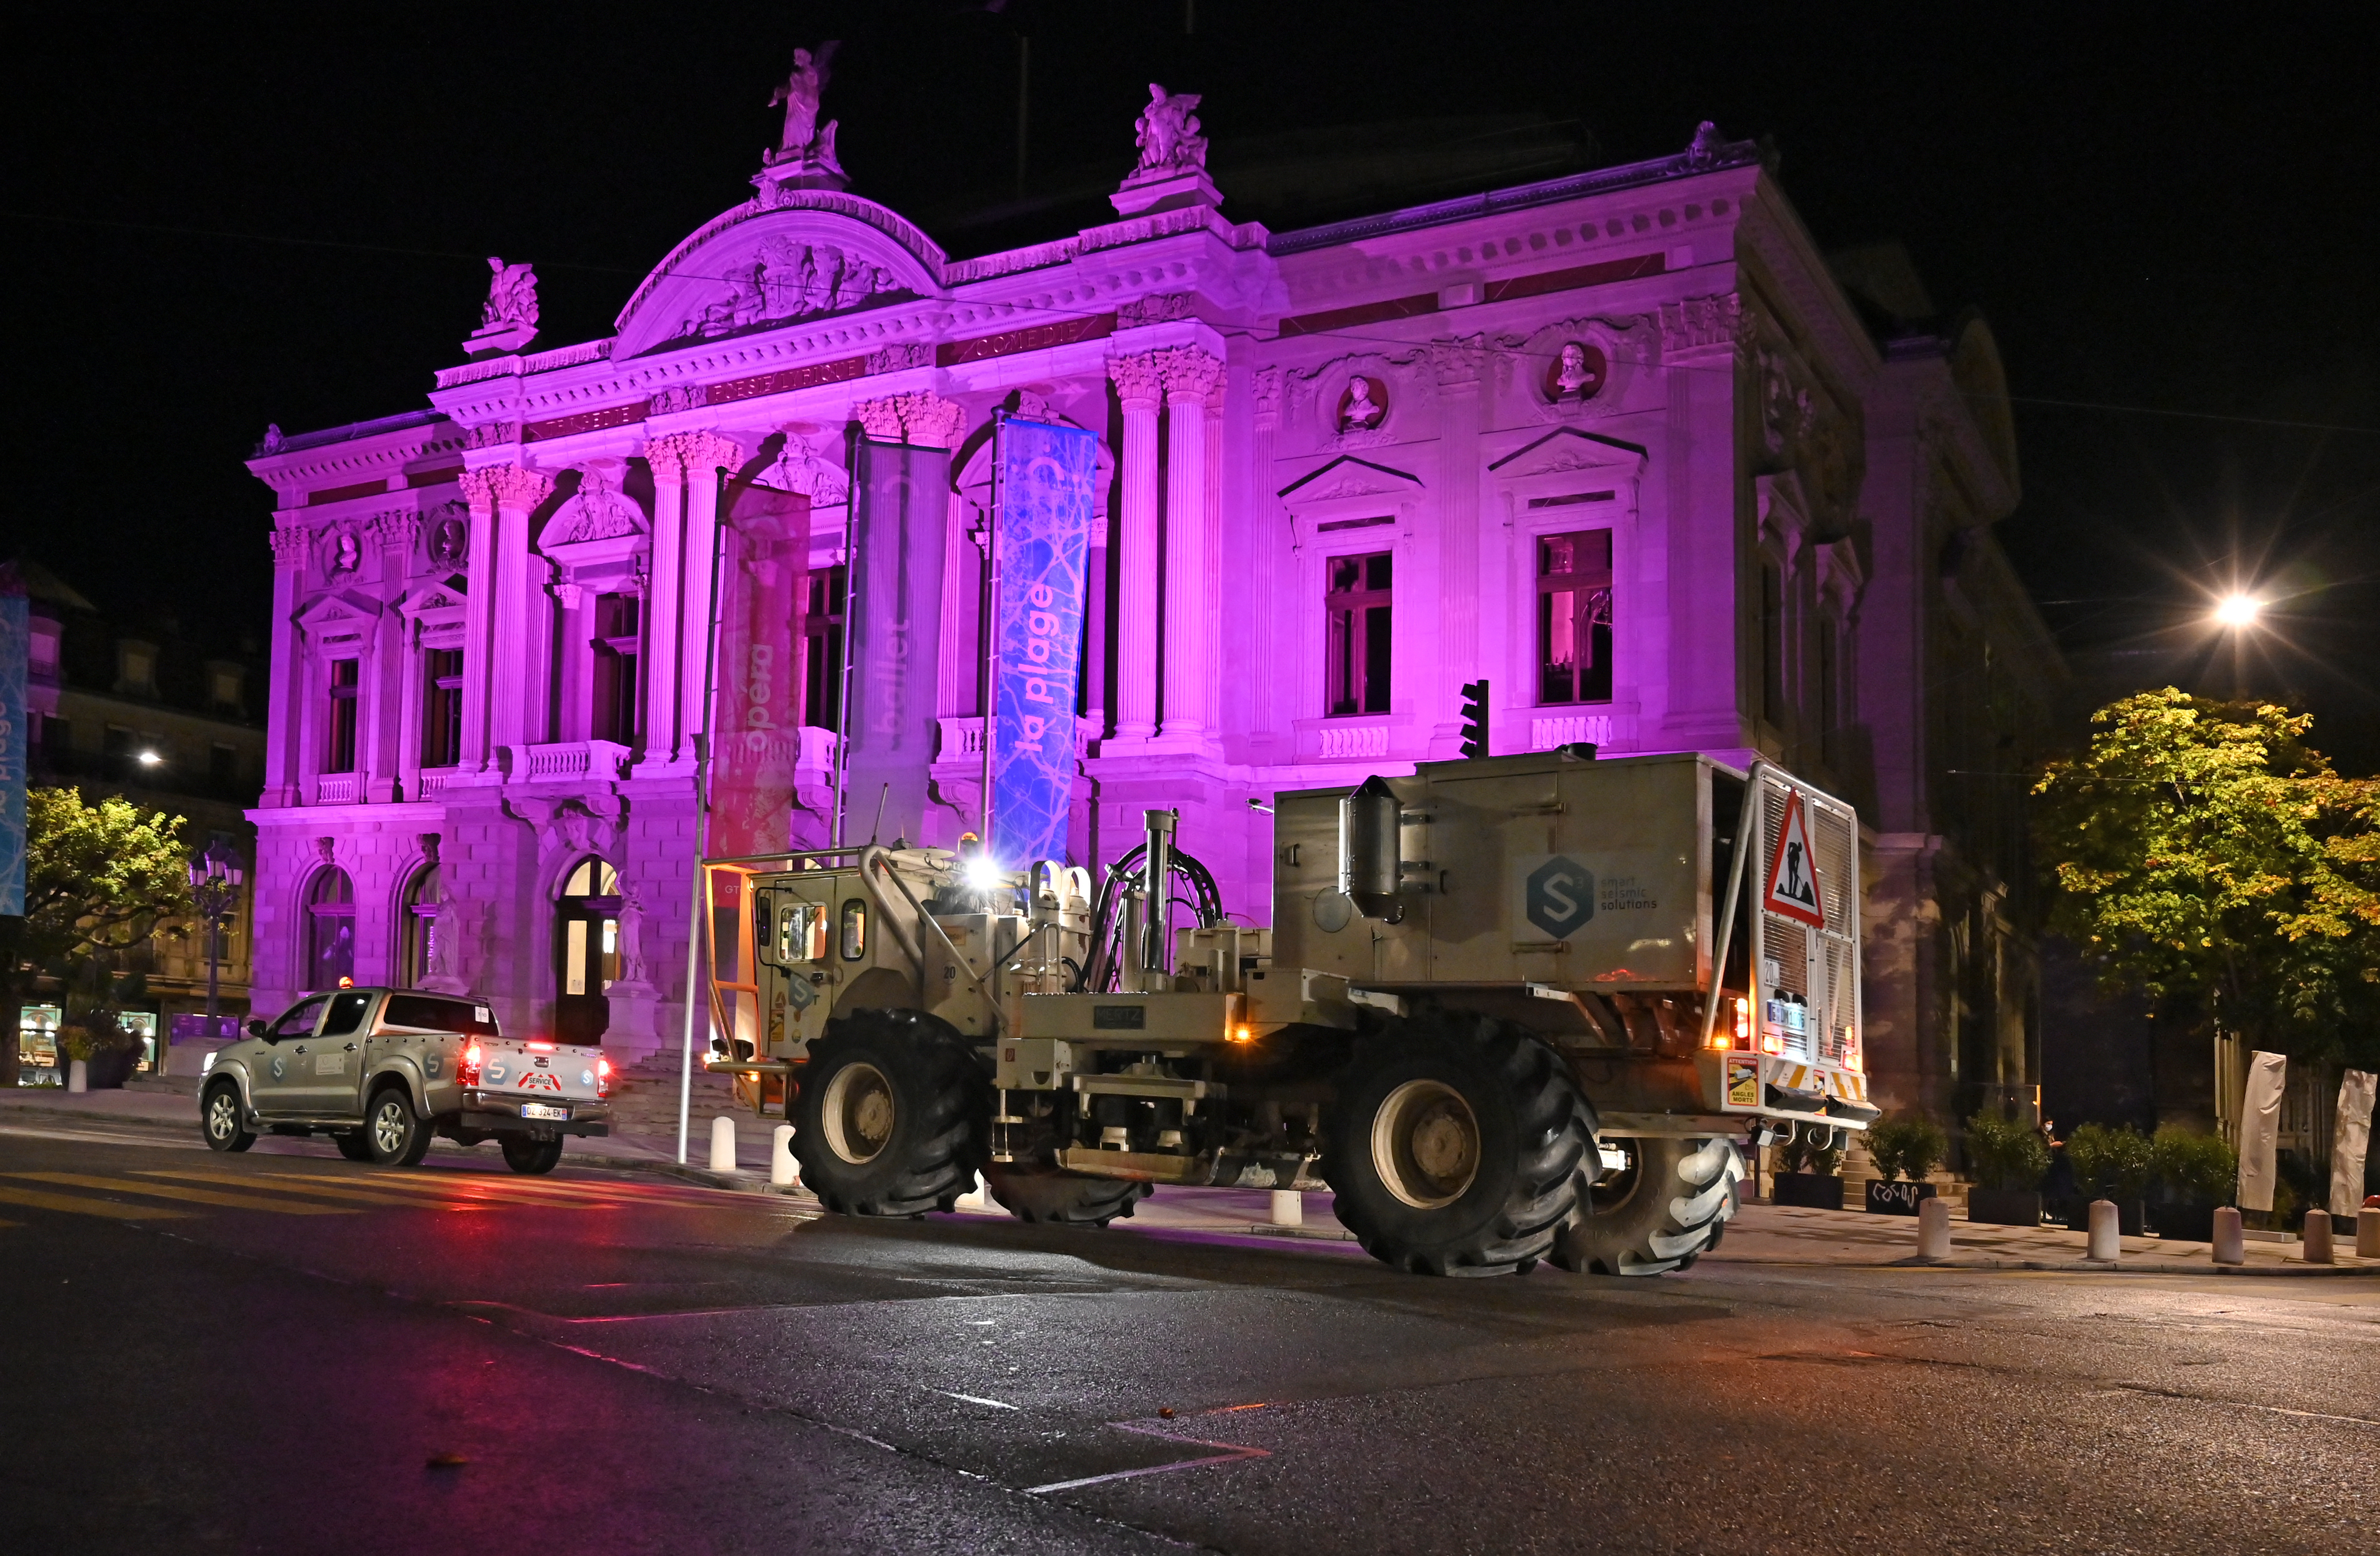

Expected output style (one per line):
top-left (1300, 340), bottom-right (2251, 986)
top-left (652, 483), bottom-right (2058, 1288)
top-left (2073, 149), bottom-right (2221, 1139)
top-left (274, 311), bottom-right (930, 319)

top-left (793, 1008), bottom-right (988, 1218)
top-left (984, 1164), bottom-right (1152, 1228)
top-left (1552, 1134), bottom-right (1743, 1276)
top-left (1324, 1009), bottom-right (1594, 1277)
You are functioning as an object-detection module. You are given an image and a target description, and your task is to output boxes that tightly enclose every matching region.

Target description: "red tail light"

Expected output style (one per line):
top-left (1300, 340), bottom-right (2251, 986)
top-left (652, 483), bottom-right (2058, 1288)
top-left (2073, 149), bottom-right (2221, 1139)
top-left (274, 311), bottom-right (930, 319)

top-left (596, 1056), bottom-right (613, 1099)
top-left (527, 1040), bottom-right (556, 1052)
top-left (460, 1042), bottom-right (483, 1087)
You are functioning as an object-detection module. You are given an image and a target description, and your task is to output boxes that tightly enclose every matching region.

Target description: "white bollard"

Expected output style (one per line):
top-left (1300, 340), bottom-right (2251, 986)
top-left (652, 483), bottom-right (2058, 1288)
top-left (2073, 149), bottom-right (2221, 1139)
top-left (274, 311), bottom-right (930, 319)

top-left (709, 1114), bottom-right (737, 1172)
top-left (2302, 1209), bottom-right (2334, 1265)
top-left (2359, 1206), bottom-right (2380, 1260)
top-left (1917, 1196), bottom-right (1951, 1260)
top-left (66, 1059), bottom-right (88, 1094)
top-left (1270, 1190), bottom-right (1303, 1228)
top-left (2212, 1205), bottom-right (2246, 1265)
top-left (770, 1124), bottom-right (797, 1188)
top-left (2087, 1198), bottom-right (2121, 1261)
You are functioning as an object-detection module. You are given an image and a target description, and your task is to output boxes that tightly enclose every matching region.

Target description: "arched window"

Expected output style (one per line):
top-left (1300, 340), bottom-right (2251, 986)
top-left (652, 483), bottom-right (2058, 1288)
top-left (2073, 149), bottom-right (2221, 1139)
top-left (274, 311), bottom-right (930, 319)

top-left (554, 858), bottom-right (620, 1044)
top-left (400, 865), bottom-right (440, 988)
top-left (307, 867), bottom-right (356, 991)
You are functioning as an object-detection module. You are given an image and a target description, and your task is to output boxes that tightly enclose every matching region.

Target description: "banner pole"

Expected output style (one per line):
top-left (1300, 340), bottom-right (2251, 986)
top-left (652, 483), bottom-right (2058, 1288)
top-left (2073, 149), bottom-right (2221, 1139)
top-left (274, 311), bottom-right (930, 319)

top-left (677, 469), bottom-right (728, 1167)
top-left (982, 412), bottom-right (1004, 854)
top-left (831, 428), bottom-right (862, 848)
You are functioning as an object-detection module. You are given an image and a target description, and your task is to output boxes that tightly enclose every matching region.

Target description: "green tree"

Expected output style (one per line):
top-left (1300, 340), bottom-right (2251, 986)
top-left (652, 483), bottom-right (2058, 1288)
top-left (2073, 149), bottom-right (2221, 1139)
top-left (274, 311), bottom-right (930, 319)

top-left (2, 788), bottom-right (193, 1085)
top-left (2033, 689), bottom-right (2380, 1069)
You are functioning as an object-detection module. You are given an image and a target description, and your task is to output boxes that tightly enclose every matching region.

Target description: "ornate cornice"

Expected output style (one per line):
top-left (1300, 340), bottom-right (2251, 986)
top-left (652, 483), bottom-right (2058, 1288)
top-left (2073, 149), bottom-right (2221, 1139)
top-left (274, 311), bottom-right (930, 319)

top-left (367, 509), bottom-right (421, 548)
top-left (1107, 352), bottom-right (1164, 411)
top-left (268, 527), bottom-right (313, 568)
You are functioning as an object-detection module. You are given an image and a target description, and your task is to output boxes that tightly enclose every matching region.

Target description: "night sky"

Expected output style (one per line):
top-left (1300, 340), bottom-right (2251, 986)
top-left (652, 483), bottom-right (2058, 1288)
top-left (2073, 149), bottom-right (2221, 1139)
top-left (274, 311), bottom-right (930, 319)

top-left (11, 3), bottom-right (2376, 766)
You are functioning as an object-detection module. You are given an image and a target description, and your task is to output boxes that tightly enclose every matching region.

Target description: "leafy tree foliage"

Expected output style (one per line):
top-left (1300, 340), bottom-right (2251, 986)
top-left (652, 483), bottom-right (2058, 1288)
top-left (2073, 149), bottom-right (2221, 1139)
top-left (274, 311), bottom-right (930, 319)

top-left (2, 788), bottom-right (193, 1083)
top-left (2033, 689), bottom-right (2380, 1067)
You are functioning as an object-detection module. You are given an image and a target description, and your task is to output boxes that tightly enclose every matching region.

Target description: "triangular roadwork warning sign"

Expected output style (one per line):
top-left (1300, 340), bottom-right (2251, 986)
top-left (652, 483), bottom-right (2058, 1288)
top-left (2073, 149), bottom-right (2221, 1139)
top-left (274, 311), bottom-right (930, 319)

top-left (1761, 788), bottom-right (1828, 929)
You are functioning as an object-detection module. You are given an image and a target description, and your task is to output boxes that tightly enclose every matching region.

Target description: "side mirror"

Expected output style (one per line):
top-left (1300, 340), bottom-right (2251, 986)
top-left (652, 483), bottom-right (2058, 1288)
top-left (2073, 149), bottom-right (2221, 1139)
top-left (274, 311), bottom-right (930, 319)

top-left (246, 1019), bottom-right (268, 1039)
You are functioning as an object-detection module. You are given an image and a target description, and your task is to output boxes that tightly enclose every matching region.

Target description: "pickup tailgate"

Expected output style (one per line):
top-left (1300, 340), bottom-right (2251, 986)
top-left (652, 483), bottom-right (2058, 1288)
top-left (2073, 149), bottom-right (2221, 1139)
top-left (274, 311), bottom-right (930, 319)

top-left (474, 1040), bottom-right (608, 1117)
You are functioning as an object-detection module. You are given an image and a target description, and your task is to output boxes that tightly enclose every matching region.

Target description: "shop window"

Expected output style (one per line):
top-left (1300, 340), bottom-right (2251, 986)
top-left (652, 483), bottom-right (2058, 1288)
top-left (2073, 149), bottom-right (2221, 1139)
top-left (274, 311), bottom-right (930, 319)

top-left (401, 865), bottom-right (441, 988)
top-left (423, 649), bottom-right (463, 767)
top-left (805, 564), bottom-right (847, 730)
top-left (591, 594), bottom-right (641, 745)
top-left (1536, 530), bottom-right (1614, 705)
top-left (325, 659), bottom-right (360, 773)
top-left (1325, 551), bottom-right (1393, 717)
top-left (307, 867), bottom-right (356, 990)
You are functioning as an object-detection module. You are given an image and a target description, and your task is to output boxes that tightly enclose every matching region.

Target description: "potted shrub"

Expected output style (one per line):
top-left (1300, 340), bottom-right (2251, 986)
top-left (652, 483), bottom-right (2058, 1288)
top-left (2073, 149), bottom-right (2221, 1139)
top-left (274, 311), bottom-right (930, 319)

top-left (2066, 1123), bottom-right (2153, 1235)
top-left (1965, 1111), bottom-right (2051, 1226)
top-left (1770, 1127), bottom-right (1846, 1209)
top-left (1863, 1114), bottom-right (1947, 1215)
top-left (2148, 1125), bottom-right (2235, 1242)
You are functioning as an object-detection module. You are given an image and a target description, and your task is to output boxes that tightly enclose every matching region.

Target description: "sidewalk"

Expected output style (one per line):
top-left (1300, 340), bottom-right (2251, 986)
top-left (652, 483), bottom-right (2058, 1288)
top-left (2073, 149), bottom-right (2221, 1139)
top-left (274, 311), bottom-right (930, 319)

top-left (1712, 1199), bottom-right (2375, 1276)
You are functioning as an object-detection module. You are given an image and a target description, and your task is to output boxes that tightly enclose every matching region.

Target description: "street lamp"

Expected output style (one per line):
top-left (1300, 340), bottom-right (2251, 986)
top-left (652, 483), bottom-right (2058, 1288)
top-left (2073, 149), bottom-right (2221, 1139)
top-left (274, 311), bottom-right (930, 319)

top-left (187, 852), bottom-right (244, 1022)
top-left (2212, 594), bottom-right (2263, 629)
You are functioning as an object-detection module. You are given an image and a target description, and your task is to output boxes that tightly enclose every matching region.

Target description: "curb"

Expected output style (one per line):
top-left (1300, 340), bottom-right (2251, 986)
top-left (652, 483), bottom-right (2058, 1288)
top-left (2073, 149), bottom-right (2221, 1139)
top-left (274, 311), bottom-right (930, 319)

top-left (1865, 1253), bottom-right (2375, 1277)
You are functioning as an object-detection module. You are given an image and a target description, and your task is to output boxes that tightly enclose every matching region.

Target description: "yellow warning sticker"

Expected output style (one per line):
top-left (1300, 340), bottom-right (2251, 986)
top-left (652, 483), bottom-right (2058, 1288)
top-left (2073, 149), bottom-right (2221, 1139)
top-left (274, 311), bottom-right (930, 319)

top-left (1726, 1058), bottom-right (1761, 1109)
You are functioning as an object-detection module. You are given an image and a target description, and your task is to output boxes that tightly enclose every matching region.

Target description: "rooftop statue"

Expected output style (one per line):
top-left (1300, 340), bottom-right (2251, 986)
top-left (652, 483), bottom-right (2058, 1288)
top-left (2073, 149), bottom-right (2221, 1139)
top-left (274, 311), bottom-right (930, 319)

top-left (480, 256), bottom-right (539, 333)
top-left (1132, 83), bottom-right (1206, 178)
top-left (771, 42), bottom-right (841, 160)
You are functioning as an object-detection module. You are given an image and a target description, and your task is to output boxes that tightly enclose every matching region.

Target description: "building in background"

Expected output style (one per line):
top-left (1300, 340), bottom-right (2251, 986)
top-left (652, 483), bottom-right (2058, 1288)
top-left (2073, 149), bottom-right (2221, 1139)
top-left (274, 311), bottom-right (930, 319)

top-left (239, 81), bottom-right (2059, 1129)
top-left (12, 561), bottom-right (264, 1075)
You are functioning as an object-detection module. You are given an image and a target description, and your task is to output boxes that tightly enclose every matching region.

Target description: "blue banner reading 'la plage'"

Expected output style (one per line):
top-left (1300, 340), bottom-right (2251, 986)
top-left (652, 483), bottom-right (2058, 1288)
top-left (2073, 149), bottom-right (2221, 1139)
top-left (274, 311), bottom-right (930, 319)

top-left (989, 419), bottom-right (1097, 868)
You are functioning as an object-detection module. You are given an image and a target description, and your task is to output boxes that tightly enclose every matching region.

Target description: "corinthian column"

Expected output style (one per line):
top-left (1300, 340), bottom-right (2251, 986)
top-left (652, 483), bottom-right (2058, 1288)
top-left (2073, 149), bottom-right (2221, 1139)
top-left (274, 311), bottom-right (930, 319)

top-left (1159, 346), bottom-right (1222, 743)
top-left (1106, 354), bottom-right (1164, 743)
top-left (640, 446), bottom-right (687, 768)
top-left (262, 524), bottom-right (312, 805)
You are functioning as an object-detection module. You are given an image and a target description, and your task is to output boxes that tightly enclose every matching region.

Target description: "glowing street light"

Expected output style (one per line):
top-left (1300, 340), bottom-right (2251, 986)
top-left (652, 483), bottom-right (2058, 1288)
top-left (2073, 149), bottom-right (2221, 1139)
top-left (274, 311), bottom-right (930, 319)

top-left (2212, 594), bottom-right (2263, 629)
top-left (136, 748), bottom-right (163, 767)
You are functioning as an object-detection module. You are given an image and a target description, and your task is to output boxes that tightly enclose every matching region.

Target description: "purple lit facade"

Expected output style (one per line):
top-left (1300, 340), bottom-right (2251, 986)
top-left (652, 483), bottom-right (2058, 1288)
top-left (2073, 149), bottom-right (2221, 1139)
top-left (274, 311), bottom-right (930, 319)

top-left (243, 101), bottom-right (2058, 1122)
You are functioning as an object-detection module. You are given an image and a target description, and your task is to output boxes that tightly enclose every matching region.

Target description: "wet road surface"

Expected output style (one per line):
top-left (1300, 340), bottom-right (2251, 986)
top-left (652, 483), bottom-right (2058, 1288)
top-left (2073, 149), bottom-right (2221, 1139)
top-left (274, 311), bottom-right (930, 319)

top-left (2, 1123), bottom-right (2373, 1553)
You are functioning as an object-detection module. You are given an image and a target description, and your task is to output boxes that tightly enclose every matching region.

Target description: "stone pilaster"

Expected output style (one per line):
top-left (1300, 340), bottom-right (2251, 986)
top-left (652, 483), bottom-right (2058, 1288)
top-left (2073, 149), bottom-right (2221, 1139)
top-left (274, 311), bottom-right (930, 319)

top-left (1428, 339), bottom-right (1488, 753)
top-left (1159, 346), bottom-right (1222, 744)
top-left (650, 432), bottom-right (744, 765)
top-left (261, 524), bottom-right (311, 805)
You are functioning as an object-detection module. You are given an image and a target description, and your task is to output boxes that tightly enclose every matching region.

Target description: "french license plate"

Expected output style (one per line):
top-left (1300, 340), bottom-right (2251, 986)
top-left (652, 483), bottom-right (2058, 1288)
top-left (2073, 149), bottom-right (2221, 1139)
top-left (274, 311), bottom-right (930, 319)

top-left (521, 1103), bottom-right (570, 1121)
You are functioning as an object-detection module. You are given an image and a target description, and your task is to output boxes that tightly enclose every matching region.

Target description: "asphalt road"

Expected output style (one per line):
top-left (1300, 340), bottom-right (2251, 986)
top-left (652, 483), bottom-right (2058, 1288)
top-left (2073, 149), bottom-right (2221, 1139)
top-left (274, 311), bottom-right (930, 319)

top-left (2, 1120), bottom-right (2372, 1555)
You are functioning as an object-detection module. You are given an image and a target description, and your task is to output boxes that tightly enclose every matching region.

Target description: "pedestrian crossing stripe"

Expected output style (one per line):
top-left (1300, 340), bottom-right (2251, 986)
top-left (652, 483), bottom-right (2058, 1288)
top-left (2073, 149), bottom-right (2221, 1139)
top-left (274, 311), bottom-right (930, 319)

top-left (259, 1170), bottom-right (629, 1205)
top-left (4, 1171), bottom-right (358, 1216)
top-left (0, 1183), bottom-right (196, 1220)
top-left (136, 1169), bottom-right (451, 1206)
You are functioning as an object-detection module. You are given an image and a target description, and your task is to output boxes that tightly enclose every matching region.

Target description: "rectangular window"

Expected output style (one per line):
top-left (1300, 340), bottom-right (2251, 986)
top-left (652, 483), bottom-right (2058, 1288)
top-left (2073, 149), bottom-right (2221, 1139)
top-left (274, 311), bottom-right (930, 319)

top-left (325, 659), bottom-right (360, 773)
top-left (209, 743), bottom-right (239, 791)
top-left (805, 564), bottom-right (848, 730)
top-left (1325, 551), bottom-right (1394, 717)
top-left (1536, 530), bottom-right (1614, 705)
top-left (1760, 561), bottom-right (1786, 725)
top-left (591, 593), bottom-right (641, 745)
top-left (104, 723), bottom-right (135, 779)
top-left (422, 649), bottom-right (463, 767)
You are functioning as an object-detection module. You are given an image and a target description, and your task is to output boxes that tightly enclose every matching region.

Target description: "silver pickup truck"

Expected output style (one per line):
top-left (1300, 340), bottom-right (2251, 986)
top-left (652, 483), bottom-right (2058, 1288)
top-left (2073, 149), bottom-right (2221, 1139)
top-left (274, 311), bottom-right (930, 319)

top-left (198, 987), bottom-right (612, 1174)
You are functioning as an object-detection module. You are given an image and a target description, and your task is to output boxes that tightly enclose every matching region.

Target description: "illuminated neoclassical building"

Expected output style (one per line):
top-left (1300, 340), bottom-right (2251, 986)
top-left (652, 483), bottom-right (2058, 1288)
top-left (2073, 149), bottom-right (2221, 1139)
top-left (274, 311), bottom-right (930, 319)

top-left (243, 76), bottom-right (2061, 1122)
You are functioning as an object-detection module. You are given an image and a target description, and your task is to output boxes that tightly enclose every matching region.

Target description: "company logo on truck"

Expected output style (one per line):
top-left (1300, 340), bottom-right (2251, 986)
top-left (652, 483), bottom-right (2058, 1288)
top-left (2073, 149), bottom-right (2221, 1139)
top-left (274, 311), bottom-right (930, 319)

top-left (1517, 852), bottom-right (1668, 944)
top-left (1525, 857), bottom-right (1596, 939)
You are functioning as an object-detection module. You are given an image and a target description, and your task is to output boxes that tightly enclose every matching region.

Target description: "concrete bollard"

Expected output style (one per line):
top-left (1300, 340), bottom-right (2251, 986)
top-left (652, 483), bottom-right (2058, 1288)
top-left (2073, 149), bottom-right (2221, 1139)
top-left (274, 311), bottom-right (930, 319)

top-left (2087, 1198), bottom-right (2121, 1261)
top-left (2359, 1206), bottom-right (2380, 1260)
top-left (1917, 1196), bottom-right (1951, 1260)
top-left (66, 1059), bottom-right (88, 1094)
top-left (2301, 1209), bottom-right (2334, 1265)
top-left (709, 1114), bottom-right (736, 1172)
top-left (1270, 1189), bottom-right (1303, 1228)
top-left (770, 1124), bottom-right (797, 1187)
top-left (2212, 1205), bottom-right (2246, 1265)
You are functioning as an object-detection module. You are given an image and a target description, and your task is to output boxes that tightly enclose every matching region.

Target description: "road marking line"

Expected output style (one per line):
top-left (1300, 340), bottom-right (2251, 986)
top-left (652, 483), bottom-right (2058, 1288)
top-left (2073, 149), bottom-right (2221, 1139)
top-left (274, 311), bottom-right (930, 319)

top-left (0, 1184), bottom-right (196, 1220)
top-left (1025, 1411), bottom-right (1273, 1495)
top-left (935, 1390), bottom-right (1020, 1410)
top-left (135, 1169), bottom-right (450, 1206)
top-left (287, 1171), bottom-right (635, 1206)
top-left (253, 1171), bottom-right (624, 1209)
top-left (2107, 1385), bottom-right (2378, 1429)
top-left (3, 1172), bottom-right (359, 1216)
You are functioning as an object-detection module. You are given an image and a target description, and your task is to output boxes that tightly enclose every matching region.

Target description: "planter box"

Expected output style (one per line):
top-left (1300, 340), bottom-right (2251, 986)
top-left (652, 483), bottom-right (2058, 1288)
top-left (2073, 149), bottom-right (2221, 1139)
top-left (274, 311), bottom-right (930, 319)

top-left (1771, 1173), bottom-right (1845, 1210)
top-left (1865, 1180), bottom-right (1938, 1216)
top-left (1967, 1187), bottom-right (2044, 1226)
top-left (2152, 1202), bottom-right (2218, 1242)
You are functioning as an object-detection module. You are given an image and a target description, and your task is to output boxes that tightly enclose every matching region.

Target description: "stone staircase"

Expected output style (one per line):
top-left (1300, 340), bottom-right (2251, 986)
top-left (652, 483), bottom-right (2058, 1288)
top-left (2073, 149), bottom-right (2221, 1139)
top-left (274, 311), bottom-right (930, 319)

top-left (602, 1050), bottom-right (772, 1143)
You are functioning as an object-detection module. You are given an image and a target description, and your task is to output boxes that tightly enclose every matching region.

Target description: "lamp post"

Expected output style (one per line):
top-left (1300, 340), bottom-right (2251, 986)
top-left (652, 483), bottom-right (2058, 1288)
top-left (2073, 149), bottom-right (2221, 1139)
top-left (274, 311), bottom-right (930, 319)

top-left (187, 852), bottom-right (244, 1022)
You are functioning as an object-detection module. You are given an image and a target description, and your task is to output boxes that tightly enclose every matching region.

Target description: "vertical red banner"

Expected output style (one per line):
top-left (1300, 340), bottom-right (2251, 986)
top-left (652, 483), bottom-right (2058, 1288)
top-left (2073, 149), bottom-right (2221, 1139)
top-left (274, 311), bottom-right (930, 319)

top-left (708, 480), bottom-right (809, 859)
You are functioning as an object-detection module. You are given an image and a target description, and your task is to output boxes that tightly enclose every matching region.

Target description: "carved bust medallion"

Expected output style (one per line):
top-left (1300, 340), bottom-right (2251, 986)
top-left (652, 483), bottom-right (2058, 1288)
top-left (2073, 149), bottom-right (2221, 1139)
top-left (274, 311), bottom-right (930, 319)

top-left (1335, 375), bottom-right (1388, 433)
top-left (1545, 340), bottom-right (1608, 403)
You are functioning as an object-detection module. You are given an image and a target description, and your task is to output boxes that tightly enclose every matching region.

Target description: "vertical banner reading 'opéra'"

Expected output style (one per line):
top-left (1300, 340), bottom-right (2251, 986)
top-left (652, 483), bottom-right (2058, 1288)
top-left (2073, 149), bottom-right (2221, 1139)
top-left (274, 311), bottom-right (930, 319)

top-left (844, 440), bottom-right (948, 846)
top-left (989, 419), bottom-right (1097, 868)
top-left (707, 480), bottom-right (809, 859)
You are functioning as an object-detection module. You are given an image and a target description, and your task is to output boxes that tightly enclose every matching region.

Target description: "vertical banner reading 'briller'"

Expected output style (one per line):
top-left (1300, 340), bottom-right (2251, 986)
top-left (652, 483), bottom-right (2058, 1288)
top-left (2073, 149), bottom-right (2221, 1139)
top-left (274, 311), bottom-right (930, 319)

top-left (0, 569), bottom-right (26, 915)
top-left (707, 480), bottom-right (809, 859)
top-left (989, 419), bottom-right (1098, 868)
top-left (844, 440), bottom-right (949, 846)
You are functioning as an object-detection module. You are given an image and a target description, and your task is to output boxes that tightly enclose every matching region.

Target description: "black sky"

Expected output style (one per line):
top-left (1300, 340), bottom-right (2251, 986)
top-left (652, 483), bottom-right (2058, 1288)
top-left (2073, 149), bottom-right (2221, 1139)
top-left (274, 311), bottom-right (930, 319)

top-left (9, 2), bottom-right (2376, 763)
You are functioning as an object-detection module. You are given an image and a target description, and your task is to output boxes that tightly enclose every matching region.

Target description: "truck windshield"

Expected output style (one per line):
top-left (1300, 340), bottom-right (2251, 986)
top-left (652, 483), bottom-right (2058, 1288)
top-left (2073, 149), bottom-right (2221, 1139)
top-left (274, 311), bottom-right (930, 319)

top-left (379, 995), bottom-right (501, 1037)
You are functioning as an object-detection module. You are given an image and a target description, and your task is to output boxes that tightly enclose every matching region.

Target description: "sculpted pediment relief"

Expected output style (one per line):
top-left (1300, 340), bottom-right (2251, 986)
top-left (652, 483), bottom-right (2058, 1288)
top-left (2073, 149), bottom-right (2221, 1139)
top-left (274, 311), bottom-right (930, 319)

top-left (295, 589), bottom-right (383, 644)
top-left (1279, 455), bottom-right (1424, 505)
top-left (1489, 427), bottom-right (1647, 481)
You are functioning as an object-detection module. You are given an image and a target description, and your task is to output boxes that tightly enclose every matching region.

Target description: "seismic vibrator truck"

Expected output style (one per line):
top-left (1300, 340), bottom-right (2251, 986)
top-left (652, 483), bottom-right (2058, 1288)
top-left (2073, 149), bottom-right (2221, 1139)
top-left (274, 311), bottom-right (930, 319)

top-left (703, 750), bottom-right (1874, 1276)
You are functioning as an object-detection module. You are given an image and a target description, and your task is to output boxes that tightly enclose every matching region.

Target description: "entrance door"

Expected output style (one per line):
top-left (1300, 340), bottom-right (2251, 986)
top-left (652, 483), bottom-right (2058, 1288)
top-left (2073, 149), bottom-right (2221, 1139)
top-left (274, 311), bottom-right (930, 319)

top-left (555, 859), bottom-right (620, 1045)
